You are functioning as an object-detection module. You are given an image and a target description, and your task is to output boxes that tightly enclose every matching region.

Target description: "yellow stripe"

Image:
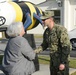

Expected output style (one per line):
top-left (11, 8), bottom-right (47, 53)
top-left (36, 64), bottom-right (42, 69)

top-left (25, 2), bottom-right (36, 30)
top-left (9, 2), bottom-right (23, 22)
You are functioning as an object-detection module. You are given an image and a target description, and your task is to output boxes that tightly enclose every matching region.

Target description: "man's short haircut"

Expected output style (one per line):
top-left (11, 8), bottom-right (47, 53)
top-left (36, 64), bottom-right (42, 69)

top-left (6, 22), bottom-right (24, 37)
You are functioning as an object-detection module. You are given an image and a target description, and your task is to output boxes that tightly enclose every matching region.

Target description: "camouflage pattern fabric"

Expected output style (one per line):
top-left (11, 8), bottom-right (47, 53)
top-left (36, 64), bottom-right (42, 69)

top-left (41, 24), bottom-right (72, 75)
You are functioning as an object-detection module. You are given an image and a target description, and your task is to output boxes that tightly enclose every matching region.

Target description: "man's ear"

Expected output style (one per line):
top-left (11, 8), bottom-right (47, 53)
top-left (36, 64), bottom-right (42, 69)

top-left (51, 17), bottom-right (54, 21)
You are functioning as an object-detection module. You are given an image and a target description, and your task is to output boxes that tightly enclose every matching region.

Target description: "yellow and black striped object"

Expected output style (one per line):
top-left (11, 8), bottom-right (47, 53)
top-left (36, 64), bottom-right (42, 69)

top-left (9, 1), bottom-right (43, 30)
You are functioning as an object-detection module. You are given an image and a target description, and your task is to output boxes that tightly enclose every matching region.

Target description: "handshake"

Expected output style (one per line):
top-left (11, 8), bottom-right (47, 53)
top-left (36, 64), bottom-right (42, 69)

top-left (34, 46), bottom-right (43, 53)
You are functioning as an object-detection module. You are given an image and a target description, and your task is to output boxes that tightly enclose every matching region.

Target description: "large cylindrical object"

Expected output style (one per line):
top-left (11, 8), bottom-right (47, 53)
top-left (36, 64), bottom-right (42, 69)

top-left (0, 1), bottom-right (43, 30)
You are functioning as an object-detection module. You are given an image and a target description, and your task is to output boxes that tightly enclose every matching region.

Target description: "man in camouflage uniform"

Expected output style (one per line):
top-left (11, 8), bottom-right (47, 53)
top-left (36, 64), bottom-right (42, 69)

top-left (34, 11), bottom-right (72, 75)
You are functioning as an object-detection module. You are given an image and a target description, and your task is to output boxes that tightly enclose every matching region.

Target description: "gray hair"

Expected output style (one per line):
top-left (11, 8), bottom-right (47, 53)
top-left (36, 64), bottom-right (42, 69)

top-left (6, 22), bottom-right (24, 37)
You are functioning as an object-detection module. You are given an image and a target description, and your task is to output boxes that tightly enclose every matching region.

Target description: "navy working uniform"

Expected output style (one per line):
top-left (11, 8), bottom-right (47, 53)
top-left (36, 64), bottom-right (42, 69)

top-left (37, 24), bottom-right (72, 75)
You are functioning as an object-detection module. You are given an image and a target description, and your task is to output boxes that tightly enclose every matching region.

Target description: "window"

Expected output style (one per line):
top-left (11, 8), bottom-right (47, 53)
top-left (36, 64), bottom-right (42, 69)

top-left (54, 10), bottom-right (60, 24)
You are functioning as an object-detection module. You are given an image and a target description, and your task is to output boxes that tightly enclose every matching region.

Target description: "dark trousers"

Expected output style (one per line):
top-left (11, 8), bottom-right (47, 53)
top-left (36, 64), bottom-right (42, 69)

top-left (50, 57), bottom-right (69, 75)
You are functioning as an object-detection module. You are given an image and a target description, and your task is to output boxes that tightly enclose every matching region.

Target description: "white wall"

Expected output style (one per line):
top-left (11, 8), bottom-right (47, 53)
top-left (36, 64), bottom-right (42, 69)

top-left (63, 0), bottom-right (71, 31)
top-left (0, 32), bottom-right (2, 38)
top-left (69, 0), bottom-right (76, 30)
top-left (19, 0), bottom-right (46, 4)
top-left (63, 0), bottom-right (76, 31)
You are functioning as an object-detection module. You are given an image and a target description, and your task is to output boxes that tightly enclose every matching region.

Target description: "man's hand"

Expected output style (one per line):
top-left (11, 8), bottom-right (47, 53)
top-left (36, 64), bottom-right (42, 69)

top-left (59, 64), bottom-right (65, 70)
top-left (34, 46), bottom-right (43, 53)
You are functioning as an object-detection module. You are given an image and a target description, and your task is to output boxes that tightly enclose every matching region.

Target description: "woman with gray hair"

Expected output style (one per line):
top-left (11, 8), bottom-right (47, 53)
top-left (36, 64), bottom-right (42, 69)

top-left (6, 22), bottom-right (25, 37)
top-left (2, 22), bottom-right (36, 75)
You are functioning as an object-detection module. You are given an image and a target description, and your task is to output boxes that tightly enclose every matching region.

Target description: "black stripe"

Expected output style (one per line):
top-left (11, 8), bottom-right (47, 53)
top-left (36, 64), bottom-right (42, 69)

top-left (17, 1), bottom-right (30, 23)
top-left (35, 6), bottom-right (40, 15)
top-left (33, 6), bottom-right (41, 28)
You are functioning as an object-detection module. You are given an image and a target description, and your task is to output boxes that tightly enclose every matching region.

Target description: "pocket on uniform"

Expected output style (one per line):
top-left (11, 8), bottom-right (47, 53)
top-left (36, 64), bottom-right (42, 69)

top-left (51, 53), bottom-right (60, 66)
